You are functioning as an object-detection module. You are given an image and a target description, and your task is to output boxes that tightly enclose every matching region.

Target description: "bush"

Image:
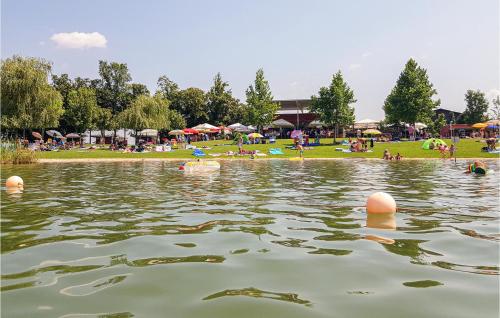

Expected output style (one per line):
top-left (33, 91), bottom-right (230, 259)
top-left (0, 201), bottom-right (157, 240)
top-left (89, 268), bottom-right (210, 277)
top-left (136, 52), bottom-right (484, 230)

top-left (1, 142), bottom-right (38, 164)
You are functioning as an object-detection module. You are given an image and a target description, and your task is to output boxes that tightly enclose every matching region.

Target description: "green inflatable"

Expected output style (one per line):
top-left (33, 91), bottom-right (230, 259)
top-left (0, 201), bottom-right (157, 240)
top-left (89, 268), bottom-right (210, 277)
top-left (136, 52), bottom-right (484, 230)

top-left (422, 139), bottom-right (447, 150)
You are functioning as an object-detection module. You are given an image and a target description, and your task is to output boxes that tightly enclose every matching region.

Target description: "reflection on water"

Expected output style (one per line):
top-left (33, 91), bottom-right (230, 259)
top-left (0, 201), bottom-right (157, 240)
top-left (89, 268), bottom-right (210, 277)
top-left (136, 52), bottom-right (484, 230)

top-left (203, 287), bottom-right (312, 307)
top-left (1, 160), bottom-right (499, 318)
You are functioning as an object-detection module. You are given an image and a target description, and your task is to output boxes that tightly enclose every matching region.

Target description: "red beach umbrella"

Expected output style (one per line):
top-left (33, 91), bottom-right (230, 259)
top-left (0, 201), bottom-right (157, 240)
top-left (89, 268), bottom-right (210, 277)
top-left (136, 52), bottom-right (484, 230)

top-left (183, 128), bottom-right (199, 135)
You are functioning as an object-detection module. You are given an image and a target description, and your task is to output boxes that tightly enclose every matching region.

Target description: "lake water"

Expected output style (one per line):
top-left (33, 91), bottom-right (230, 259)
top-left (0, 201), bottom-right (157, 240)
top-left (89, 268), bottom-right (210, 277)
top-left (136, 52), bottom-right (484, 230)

top-left (1, 160), bottom-right (499, 318)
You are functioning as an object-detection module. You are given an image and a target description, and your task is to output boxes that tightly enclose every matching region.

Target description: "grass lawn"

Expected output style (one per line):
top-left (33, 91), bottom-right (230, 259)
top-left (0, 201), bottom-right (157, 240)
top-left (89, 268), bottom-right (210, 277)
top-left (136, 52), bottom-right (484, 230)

top-left (37, 138), bottom-right (499, 160)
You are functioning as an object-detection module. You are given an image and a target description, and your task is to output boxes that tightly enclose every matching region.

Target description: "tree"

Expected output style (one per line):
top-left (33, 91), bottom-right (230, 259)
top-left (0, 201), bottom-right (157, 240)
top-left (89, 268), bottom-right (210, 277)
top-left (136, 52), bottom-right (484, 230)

top-left (97, 60), bottom-right (132, 115)
top-left (207, 73), bottom-right (239, 125)
top-left (52, 73), bottom-right (73, 108)
top-left (461, 90), bottom-right (489, 124)
top-left (309, 71), bottom-right (356, 143)
top-left (430, 113), bottom-right (447, 136)
top-left (245, 68), bottom-right (279, 131)
top-left (95, 107), bottom-right (114, 142)
top-left (170, 87), bottom-right (208, 127)
top-left (1, 55), bottom-right (63, 133)
top-left (169, 110), bottom-right (186, 129)
top-left (64, 87), bottom-right (99, 134)
top-left (491, 95), bottom-right (500, 120)
top-left (117, 95), bottom-right (172, 143)
top-left (156, 75), bottom-right (179, 101)
top-left (383, 58), bottom-right (440, 126)
top-left (129, 83), bottom-right (150, 99)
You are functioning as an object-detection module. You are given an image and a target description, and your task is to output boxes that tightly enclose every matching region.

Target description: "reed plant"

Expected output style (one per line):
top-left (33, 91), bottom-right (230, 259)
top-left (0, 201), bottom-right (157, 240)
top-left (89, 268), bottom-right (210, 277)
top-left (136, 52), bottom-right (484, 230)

top-left (0, 141), bottom-right (38, 164)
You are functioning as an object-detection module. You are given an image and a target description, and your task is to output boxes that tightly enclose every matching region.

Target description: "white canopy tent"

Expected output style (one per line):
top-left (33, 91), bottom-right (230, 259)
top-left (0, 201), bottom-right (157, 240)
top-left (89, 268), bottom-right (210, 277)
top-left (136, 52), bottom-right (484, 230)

top-left (229, 123), bottom-right (255, 132)
top-left (192, 123), bottom-right (218, 130)
top-left (308, 120), bottom-right (325, 128)
top-left (354, 119), bottom-right (380, 129)
top-left (138, 129), bottom-right (158, 137)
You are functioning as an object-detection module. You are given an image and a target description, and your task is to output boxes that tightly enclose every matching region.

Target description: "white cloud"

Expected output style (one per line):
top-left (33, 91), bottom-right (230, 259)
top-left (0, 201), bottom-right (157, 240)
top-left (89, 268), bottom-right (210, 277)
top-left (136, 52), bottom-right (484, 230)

top-left (349, 63), bottom-right (362, 70)
top-left (50, 32), bottom-right (107, 49)
top-left (362, 52), bottom-right (372, 58)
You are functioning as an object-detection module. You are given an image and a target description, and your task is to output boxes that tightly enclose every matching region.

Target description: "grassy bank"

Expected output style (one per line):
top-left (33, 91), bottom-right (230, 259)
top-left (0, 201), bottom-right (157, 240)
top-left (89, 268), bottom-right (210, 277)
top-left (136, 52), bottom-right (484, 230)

top-left (36, 138), bottom-right (499, 160)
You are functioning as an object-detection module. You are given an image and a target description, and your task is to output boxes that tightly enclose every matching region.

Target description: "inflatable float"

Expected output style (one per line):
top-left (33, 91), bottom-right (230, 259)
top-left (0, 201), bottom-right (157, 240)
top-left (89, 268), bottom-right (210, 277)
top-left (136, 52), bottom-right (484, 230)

top-left (467, 161), bottom-right (487, 175)
top-left (179, 160), bottom-right (220, 172)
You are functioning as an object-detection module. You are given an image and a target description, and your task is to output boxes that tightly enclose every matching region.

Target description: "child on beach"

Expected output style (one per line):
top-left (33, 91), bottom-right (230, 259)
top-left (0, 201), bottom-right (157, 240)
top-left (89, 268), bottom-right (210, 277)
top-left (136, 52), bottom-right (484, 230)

top-left (449, 144), bottom-right (456, 159)
top-left (297, 144), bottom-right (304, 158)
top-left (395, 153), bottom-right (402, 160)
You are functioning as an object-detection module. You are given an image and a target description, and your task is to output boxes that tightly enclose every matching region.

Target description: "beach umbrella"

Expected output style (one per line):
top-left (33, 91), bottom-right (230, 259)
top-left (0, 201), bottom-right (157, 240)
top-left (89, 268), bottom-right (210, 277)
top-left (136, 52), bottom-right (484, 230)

top-left (487, 125), bottom-right (499, 129)
top-left (363, 129), bottom-right (382, 135)
top-left (183, 128), bottom-right (199, 135)
top-left (472, 123), bottom-right (487, 129)
top-left (32, 132), bottom-right (42, 139)
top-left (484, 119), bottom-right (500, 125)
top-left (247, 132), bottom-right (263, 138)
top-left (290, 130), bottom-right (303, 138)
top-left (46, 130), bottom-right (63, 138)
top-left (422, 139), bottom-right (447, 150)
top-left (247, 125), bottom-right (257, 131)
top-left (270, 119), bottom-right (295, 128)
top-left (65, 133), bottom-right (81, 138)
top-left (169, 130), bottom-right (185, 135)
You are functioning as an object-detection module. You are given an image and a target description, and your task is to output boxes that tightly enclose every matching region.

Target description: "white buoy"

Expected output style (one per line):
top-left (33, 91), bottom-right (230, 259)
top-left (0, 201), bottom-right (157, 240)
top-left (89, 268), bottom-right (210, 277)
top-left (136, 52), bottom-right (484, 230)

top-left (6, 176), bottom-right (24, 189)
top-left (366, 192), bottom-right (396, 214)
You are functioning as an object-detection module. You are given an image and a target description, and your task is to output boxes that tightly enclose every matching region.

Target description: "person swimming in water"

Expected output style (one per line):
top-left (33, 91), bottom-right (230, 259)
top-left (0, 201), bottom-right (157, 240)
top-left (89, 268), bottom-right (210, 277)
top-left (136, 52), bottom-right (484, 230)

top-left (466, 160), bottom-right (487, 174)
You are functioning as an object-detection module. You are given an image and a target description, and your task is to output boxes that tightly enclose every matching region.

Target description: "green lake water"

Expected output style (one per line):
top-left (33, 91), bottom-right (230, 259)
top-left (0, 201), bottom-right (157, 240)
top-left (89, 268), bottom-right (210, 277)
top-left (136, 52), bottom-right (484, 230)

top-left (1, 160), bottom-right (499, 317)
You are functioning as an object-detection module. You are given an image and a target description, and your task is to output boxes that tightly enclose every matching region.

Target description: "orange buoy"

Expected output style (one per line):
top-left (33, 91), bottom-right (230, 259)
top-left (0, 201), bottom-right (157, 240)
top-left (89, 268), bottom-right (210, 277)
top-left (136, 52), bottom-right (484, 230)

top-left (6, 176), bottom-right (24, 189)
top-left (366, 192), bottom-right (396, 214)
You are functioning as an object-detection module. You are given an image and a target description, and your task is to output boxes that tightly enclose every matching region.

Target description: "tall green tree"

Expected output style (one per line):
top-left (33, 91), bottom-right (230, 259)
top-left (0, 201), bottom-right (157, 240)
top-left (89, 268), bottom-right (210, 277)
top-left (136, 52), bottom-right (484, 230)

top-left (52, 73), bottom-right (73, 108)
top-left (95, 107), bottom-right (114, 142)
top-left (245, 68), bottom-right (279, 131)
top-left (64, 87), bottom-right (99, 134)
top-left (1, 55), bottom-right (63, 133)
top-left (170, 87), bottom-right (208, 127)
top-left (168, 110), bottom-right (187, 130)
top-left (117, 95), bottom-right (172, 143)
top-left (309, 71), bottom-right (356, 143)
top-left (129, 83), bottom-right (150, 98)
top-left (461, 90), bottom-right (489, 124)
top-left (383, 58), bottom-right (440, 126)
top-left (490, 95), bottom-right (500, 120)
top-left (97, 60), bottom-right (132, 115)
top-left (207, 73), bottom-right (239, 125)
top-left (430, 113), bottom-right (447, 136)
top-left (156, 75), bottom-right (179, 101)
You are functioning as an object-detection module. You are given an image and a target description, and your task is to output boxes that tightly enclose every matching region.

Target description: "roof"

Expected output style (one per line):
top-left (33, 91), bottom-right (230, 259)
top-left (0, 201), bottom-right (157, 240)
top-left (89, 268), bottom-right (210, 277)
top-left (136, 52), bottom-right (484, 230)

top-left (275, 99), bottom-right (312, 111)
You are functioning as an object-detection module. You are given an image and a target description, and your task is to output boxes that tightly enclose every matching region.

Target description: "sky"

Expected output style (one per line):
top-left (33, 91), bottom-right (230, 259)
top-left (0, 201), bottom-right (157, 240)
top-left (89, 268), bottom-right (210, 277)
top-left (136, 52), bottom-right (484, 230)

top-left (2, 0), bottom-right (499, 120)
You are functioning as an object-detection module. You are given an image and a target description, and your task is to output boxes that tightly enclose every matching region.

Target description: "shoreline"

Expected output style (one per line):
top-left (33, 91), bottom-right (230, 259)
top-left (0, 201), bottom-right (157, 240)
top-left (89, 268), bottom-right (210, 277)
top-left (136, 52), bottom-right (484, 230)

top-left (35, 157), bottom-right (500, 163)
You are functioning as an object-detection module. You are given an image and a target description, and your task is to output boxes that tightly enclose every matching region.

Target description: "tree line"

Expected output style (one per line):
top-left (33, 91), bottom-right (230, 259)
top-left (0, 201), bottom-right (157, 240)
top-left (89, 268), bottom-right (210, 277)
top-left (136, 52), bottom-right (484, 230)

top-left (1, 55), bottom-right (497, 141)
top-left (1, 55), bottom-right (279, 140)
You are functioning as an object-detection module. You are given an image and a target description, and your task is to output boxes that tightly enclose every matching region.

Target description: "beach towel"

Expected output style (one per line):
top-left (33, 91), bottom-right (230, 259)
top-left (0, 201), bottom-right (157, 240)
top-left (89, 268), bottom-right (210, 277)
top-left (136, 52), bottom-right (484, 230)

top-left (342, 149), bottom-right (352, 153)
top-left (192, 149), bottom-right (206, 157)
top-left (269, 148), bottom-right (284, 155)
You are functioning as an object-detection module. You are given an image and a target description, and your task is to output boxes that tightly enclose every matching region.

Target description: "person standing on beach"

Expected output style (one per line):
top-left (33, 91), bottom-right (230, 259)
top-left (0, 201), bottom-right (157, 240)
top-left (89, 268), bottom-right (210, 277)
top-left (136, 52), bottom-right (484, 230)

top-left (370, 138), bottom-right (374, 148)
top-left (237, 135), bottom-right (243, 154)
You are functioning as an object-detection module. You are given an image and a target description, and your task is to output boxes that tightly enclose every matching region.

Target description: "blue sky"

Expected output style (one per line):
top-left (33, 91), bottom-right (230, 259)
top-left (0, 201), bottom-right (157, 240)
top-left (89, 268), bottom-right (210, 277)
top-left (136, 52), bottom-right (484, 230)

top-left (2, 0), bottom-right (498, 119)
